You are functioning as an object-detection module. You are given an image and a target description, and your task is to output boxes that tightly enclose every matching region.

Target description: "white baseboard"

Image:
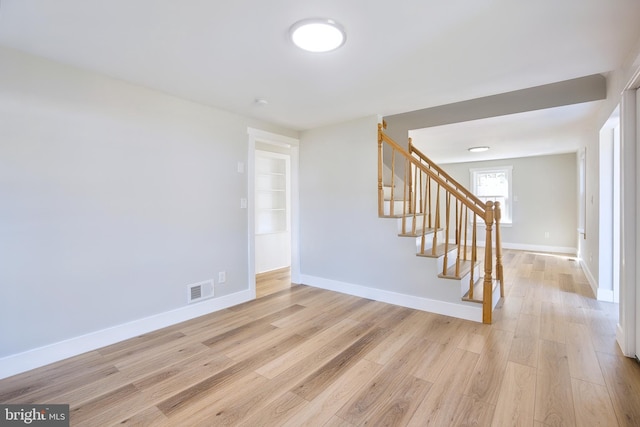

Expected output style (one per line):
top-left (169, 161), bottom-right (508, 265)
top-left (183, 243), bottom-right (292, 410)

top-left (500, 242), bottom-right (577, 255)
top-left (596, 288), bottom-right (615, 303)
top-left (579, 259), bottom-right (618, 303)
top-left (470, 240), bottom-right (577, 255)
top-left (578, 258), bottom-right (615, 302)
top-left (616, 322), bottom-right (635, 358)
top-left (0, 290), bottom-right (253, 380)
top-left (300, 274), bottom-right (482, 323)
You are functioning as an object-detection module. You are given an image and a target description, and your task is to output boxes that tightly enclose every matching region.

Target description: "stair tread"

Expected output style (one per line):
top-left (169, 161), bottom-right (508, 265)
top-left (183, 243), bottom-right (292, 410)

top-left (462, 277), bottom-right (500, 304)
top-left (437, 258), bottom-right (480, 280)
top-left (380, 212), bottom-right (428, 219)
top-left (379, 211), bottom-right (425, 216)
top-left (416, 243), bottom-right (455, 258)
top-left (398, 227), bottom-right (438, 237)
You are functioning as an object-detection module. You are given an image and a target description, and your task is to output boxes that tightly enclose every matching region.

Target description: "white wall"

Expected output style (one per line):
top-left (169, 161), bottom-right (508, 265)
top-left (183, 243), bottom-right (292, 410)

top-left (440, 153), bottom-right (578, 253)
top-left (0, 46), bottom-right (296, 361)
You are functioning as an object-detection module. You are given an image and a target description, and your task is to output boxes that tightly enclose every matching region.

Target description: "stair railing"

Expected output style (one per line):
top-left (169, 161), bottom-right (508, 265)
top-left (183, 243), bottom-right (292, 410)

top-left (378, 123), bottom-right (504, 323)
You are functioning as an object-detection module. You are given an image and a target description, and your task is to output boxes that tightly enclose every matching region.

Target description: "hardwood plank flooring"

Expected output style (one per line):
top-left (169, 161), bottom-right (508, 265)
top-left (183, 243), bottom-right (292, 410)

top-left (2, 250), bottom-right (640, 426)
top-left (256, 267), bottom-right (291, 298)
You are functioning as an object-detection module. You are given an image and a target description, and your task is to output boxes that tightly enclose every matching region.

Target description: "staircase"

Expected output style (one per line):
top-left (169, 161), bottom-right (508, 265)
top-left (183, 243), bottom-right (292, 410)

top-left (378, 122), bottom-right (504, 323)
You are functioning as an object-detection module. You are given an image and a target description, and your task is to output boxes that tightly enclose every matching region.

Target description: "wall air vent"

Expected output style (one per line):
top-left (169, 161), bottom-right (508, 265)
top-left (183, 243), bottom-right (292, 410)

top-left (187, 279), bottom-right (214, 304)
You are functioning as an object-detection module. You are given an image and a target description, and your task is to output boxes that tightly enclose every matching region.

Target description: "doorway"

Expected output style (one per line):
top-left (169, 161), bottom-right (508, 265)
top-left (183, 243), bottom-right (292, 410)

top-left (247, 128), bottom-right (300, 299)
top-left (255, 149), bottom-right (291, 297)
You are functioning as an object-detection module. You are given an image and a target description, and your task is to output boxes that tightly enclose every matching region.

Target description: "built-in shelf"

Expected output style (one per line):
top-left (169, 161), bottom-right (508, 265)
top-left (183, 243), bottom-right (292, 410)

top-left (256, 152), bottom-right (289, 235)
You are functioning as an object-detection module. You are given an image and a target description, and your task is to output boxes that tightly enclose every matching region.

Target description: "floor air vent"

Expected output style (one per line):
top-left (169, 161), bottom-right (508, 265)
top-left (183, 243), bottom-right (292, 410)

top-left (187, 280), bottom-right (214, 304)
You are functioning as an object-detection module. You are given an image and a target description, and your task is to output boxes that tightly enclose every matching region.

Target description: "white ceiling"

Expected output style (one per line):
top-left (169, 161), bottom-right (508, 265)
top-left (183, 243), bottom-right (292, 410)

top-left (0, 0), bottom-right (639, 140)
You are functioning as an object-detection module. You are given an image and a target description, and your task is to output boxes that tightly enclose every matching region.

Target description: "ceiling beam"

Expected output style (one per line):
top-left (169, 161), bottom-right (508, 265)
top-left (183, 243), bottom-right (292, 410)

top-left (384, 74), bottom-right (606, 139)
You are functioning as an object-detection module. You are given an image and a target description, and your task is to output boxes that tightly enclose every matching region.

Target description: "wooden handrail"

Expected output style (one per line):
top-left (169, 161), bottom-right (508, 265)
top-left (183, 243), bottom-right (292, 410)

top-left (409, 140), bottom-right (486, 209)
top-left (379, 128), bottom-right (485, 218)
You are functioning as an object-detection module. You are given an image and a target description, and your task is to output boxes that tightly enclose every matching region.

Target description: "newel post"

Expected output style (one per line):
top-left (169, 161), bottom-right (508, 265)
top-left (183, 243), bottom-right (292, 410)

top-left (378, 123), bottom-right (384, 217)
top-left (483, 201), bottom-right (494, 324)
top-left (494, 201), bottom-right (504, 297)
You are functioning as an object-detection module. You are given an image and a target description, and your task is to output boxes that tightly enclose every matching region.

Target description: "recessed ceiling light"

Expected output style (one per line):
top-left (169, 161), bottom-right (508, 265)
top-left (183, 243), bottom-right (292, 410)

top-left (468, 146), bottom-right (490, 153)
top-left (289, 18), bottom-right (346, 53)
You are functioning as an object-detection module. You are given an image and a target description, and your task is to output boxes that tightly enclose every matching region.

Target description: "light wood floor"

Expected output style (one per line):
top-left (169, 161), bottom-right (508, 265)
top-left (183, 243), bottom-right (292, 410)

top-left (2, 250), bottom-right (640, 426)
top-left (256, 267), bottom-right (291, 298)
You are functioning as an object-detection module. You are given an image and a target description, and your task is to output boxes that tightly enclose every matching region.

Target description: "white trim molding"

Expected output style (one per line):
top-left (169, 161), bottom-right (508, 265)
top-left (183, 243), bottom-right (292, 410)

top-left (300, 274), bottom-right (483, 323)
top-left (247, 127), bottom-right (300, 148)
top-left (500, 242), bottom-right (577, 255)
top-left (580, 258), bottom-right (599, 299)
top-left (597, 289), bottom-right (615, 303)
top-left (247, 128), bottom-right (301, 292)
top-left (0, 290), bottom-right (252, 380)
top-left (618, 89), bottom-right (638, 357)
top-left (474, 240), bottom-right (577, 256)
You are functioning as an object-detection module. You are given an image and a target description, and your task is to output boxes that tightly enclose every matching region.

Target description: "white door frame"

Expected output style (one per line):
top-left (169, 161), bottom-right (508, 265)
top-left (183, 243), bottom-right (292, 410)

top-left (598, 109), bottom-right (620, 303)
top-left (636, 87), bottom-right (640, 360)
top-left (247, 128), bottom-right (300, 299)
top-left (617, 68), bottom-right (639, 358)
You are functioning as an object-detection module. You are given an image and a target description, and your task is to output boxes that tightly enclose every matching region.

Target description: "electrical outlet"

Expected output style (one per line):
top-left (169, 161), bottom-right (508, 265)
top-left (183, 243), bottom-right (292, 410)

top-left (544, 231), bottom-right (550, 239)
top-left (218, 271), bottom-right (226, 284)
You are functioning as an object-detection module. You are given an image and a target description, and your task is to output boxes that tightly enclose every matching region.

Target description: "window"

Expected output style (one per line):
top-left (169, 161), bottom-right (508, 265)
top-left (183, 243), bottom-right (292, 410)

top-left (470, 166), bottom-right (512, 224)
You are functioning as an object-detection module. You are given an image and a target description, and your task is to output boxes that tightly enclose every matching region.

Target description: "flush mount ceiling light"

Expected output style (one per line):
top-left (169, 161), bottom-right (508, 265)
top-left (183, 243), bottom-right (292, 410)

top-left (468, 146), bottom-right (490, 153)
top-left (289, 18), bottom-right (346, 53)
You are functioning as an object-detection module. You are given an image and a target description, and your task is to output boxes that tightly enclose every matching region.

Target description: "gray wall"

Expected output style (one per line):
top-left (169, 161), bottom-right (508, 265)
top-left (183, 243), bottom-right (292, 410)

top-left (441, 153), bottom-right (578, 251)
top-left (299, 116), bottom-right (463, 302)
top-left (0, 47), bottom-right (296, 357)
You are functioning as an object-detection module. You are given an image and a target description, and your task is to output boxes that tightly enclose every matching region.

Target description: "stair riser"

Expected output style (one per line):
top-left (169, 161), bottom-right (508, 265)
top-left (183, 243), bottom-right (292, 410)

top-left (436, 246), bottom-right (463, 272)
top-left (397, 214), bottom-right (429, 233)
top-left (414, 238), bottom-right (434, 254)
top-left (382, 200), bottom-right (410, 216)
top-left (383, 186), bottom-right (394, 200)
top-left (412, 230), bottom-right (445, 252)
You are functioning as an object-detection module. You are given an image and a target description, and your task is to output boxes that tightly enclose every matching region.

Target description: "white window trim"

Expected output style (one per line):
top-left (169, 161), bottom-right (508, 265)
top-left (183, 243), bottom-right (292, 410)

top-left (469, 165), bottom-right (513, 226)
